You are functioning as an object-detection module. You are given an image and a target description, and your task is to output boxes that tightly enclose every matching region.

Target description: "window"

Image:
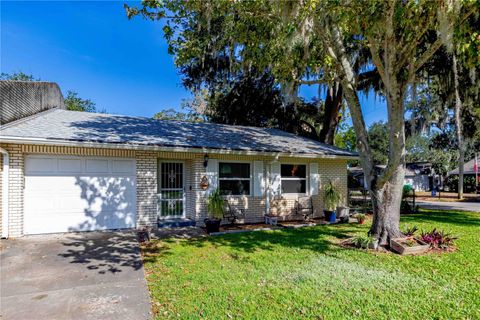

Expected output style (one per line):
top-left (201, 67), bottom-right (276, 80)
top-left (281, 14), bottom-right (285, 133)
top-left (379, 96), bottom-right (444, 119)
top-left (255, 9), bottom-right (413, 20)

top-left (281, 164), bottom-right (307, 194)
top-left (219, 162), bottom-right (251, 195)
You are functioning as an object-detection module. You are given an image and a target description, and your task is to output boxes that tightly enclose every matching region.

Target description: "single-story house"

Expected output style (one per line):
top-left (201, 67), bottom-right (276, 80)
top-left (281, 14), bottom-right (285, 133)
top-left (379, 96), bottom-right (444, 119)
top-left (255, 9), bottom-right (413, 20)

top-left (349, 162), bottom-right (439, 192)
top-left (0, 83), bottom-right (357, 238)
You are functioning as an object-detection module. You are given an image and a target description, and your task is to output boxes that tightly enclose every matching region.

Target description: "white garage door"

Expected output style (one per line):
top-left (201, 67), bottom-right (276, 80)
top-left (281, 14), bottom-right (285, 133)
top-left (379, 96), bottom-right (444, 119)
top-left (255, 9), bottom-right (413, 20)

top-left (24, 155), bottom-right (136, 235)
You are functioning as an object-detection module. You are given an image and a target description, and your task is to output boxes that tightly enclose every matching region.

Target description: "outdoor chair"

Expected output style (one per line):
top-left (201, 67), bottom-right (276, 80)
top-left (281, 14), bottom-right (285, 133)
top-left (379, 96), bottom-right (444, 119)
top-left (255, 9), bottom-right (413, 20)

top-left (223, 200), bottom-right (246, 224)
top-left (294, 196), bottom-right (314, 220)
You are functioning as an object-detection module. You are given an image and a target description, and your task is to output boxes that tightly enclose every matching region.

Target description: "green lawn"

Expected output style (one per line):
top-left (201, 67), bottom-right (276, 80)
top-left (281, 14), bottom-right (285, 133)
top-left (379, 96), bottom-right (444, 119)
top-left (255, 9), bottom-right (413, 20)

top-left (142, 210), bottom-right (480, 319)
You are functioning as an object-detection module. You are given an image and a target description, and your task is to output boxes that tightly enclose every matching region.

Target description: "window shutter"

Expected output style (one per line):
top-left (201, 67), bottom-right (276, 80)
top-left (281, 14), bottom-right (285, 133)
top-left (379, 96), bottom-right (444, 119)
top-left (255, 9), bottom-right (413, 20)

top-left (271, 162), bottom-right (281, 197)
top-left (206, 159), bottom-right (218, 195)
top-left (309, 162), bottom-right (319, 195)
top-left (253, 161), bottom-right (265, 197)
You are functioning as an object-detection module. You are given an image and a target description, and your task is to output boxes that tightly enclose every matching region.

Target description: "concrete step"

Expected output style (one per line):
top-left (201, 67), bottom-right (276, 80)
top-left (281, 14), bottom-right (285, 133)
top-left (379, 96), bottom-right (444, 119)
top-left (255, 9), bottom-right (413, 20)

top-left (157, 218), bottom-right (196, 228)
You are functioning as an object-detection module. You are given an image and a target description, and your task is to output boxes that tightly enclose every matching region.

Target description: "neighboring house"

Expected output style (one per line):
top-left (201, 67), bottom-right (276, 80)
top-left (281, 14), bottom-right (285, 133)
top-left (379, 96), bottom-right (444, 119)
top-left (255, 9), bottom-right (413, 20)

top-left (0, 83), bottom-right (357, 238)
top-left (448, 158), bottom-right (478, 177)
top-left (348, 162), bottom-right (438, 192)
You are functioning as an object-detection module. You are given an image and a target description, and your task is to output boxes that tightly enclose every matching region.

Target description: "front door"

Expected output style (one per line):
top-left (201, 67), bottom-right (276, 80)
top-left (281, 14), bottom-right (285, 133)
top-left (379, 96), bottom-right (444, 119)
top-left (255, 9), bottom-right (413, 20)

top-left (158, 162), bottom-right (185, 219)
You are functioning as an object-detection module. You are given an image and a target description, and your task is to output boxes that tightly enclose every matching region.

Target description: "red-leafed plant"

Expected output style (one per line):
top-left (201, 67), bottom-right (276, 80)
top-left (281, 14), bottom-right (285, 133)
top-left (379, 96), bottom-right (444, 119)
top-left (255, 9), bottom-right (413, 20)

top-left (420, 229), bottom-right (457, 250)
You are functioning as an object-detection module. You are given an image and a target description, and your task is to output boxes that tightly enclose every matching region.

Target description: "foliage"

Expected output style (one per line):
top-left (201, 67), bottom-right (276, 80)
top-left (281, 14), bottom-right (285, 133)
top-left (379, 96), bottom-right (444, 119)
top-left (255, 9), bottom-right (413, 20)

top-left (141, 210), bottom-right (480, 319)
top-left (64, 91), bottom-right (99, 113)
top-left (323, 180), bottom-right (342, 211)
top-left (420, 228), bottom-right (457, 250)
top-left (444, 175), bottom-right (477, 193)
top-left (351, 235), bottom-right (374, 249)
top-left (205, 189), bottom-right (224, 220)
top-left (0, 71), bottom-right (40, 81)
top-left (153, 107), bottom-right (204, 122)
top-left (402, 225), bottom-right (418, 237)
top-left (354, 213), bottom-right (366, 223)
top-left (334, 126), bottom-right (357, 152)
top-left (367, 122), bottom-right (389, 165)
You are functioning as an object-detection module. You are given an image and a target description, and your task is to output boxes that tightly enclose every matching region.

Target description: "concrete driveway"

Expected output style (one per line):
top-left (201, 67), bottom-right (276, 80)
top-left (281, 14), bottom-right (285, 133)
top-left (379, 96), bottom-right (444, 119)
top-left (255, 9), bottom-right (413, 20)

top-left (0, 231), bottom-right (151, 320)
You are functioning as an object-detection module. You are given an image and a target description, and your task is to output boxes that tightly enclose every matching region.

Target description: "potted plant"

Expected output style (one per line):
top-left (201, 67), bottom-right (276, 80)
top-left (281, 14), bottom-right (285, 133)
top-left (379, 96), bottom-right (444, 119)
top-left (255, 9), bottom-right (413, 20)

top-left (204, 188), bottom-right (224, 233)
top-left (323, 180), bottom-right (341, 223)
top-left (354, 213), bottom-right (366, 224)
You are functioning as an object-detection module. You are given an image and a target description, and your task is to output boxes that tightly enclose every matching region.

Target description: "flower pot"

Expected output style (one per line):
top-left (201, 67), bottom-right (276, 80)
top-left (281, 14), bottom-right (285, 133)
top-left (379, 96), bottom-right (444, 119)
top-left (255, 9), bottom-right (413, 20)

top-left (323, 210), bottom-right (334, 222)
top-left (337, 206), bottom-right (350, 223)
top-left (357, 219), bottom-right (365, 224)
top-left (204, 218), bottom-right (221, 234)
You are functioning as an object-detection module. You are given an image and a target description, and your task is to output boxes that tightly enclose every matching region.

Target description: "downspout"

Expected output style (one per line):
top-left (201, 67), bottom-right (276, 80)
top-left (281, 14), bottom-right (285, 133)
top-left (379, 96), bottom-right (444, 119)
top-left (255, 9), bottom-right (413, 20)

top-left (0, 147), bottom-right (9, 238)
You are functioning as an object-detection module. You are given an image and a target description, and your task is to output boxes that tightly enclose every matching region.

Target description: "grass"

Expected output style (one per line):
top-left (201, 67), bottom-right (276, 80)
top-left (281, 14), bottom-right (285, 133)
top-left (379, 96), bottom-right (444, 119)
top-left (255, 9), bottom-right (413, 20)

top-left (142, 210), bottom-right (480, 319)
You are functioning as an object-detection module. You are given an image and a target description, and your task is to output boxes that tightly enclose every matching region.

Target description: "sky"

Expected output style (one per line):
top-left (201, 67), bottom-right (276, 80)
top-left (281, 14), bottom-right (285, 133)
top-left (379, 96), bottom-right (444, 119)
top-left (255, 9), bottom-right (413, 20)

top-left (2, 1), bottom-right (387, 125)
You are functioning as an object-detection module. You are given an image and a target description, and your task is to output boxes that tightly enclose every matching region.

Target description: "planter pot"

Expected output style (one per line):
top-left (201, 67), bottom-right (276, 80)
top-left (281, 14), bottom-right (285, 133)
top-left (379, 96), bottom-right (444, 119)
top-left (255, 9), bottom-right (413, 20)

top-left (324, 210), bottom-right (334, 222)
top-left (204, 218), bottom-right (221, 234)
top-left (390, 237), bottom-right (430, 255)
top-left (337, 206), bottom-right (350, 223)
top-left (357, 219), bottom-right (366, 224)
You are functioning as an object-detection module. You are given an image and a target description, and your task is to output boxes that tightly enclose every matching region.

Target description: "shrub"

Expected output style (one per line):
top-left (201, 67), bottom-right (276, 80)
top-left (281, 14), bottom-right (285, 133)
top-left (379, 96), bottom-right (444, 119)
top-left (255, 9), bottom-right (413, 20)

top-left (402, 225), bottom-right (418, 237)
top-left (420, 229), bottom-right (457, 249)
top-left (351, 235), bottom-right (374, 249)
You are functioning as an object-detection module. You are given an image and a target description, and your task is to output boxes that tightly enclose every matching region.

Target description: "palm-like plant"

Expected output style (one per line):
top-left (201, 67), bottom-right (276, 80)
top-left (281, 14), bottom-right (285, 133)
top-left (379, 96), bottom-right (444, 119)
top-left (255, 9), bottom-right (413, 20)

top-left (323, 180), bottom-right (342, 211)
top-left (206, 189), bottom-right (224, 220)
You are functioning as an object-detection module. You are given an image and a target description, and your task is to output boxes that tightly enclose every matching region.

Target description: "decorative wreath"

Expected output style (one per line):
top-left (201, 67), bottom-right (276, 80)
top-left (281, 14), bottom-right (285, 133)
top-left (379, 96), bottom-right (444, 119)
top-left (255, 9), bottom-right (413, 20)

top-left (200, 175), bottom-right (209, 190)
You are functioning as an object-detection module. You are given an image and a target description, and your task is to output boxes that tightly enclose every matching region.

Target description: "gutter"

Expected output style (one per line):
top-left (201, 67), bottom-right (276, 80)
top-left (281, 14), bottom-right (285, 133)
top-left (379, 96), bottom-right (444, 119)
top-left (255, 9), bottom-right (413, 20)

top-left (0, 147), bottom-right (9, 238)
top-left (0, 136), bottom-right (359, 160)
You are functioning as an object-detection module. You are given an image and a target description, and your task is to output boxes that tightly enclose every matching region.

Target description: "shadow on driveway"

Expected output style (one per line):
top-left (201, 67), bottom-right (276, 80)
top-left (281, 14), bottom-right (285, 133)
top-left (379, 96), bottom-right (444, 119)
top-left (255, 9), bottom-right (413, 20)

top-left (0, 231), bottom-right (151, 320)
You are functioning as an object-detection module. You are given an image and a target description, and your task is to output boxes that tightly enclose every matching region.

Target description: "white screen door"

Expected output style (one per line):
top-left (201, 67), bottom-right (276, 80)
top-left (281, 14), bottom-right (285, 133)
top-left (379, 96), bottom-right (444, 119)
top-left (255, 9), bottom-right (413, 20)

top-left (158, 162), bottom-right (185, 218)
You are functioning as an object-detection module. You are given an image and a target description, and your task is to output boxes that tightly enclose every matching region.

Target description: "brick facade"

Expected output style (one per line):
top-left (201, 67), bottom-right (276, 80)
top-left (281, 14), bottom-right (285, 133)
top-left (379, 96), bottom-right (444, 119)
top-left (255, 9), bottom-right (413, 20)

top-left (0, 143), bottom-right (349, 237)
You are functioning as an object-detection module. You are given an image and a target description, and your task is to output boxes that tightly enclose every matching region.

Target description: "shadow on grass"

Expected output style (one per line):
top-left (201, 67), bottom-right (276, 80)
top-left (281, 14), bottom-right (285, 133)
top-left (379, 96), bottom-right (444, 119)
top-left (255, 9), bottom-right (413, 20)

top-left (401, 210), bottom-right (480, 227)
top-left (142, 223), bottom-right (365, 264)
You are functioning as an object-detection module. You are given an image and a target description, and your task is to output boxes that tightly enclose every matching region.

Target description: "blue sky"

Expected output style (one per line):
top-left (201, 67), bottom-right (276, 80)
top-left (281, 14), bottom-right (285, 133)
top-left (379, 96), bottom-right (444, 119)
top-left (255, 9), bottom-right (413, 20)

top-left (2, 1), bottom-right (387, 125)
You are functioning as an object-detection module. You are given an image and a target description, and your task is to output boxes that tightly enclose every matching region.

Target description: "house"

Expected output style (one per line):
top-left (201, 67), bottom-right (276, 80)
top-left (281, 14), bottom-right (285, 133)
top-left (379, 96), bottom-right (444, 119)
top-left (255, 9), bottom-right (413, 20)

top-left (0, 82), bottom-right (357, 238)
top-left (348, 162), bottom-right (439, 192)
top-left (447, 157), bottom-right (479, 193)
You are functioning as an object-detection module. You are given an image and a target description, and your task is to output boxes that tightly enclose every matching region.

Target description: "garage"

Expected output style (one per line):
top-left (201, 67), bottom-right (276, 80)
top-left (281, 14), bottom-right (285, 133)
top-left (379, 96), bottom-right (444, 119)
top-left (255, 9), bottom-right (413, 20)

top-left (24, 155), bottom-right (136, 234)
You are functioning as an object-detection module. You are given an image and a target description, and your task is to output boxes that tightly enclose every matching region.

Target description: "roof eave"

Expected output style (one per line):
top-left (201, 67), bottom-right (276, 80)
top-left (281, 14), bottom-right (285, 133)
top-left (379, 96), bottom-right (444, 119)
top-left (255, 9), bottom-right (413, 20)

top-left (0, 136), bottom-right (359, 160)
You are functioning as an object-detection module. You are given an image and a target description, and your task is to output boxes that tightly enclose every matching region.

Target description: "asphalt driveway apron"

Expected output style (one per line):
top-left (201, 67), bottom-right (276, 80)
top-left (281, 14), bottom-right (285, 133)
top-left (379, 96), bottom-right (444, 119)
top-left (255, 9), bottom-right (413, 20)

top-left (0, 231), bottom-right (151, 320)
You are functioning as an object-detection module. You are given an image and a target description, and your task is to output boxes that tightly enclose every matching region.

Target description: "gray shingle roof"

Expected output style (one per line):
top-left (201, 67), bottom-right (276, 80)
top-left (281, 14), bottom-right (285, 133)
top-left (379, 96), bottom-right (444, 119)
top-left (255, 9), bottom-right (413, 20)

top-left (0, 109), bottom-right (358, 157)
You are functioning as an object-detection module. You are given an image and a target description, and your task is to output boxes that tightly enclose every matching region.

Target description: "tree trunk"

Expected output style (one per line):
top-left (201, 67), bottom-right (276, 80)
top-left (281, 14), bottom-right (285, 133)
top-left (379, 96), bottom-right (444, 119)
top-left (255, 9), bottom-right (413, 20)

top-left (369, 165), bottom-right (405, 244)
top-left (324, 19), bottom-right (405, 244)
top-left (452, 54), bottom-right (464, 199)
top-left (319, 82), bottom-right (343, 145)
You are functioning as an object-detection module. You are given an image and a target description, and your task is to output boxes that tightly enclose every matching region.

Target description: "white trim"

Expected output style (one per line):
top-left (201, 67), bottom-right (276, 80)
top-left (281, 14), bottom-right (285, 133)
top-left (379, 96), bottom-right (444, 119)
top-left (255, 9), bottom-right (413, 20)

top-left (0, 147), bottom-right (9, 238)
top-left (157, 160), bottom-right (186, 219)
top-left (0, 136), bottom-right (359, 160)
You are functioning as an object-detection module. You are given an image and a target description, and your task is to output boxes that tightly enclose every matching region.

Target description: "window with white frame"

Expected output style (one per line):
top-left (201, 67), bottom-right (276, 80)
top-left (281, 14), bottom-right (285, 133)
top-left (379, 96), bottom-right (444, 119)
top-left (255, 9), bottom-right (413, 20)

top-left (281, 164), bottom-right (307, 194)
top-left (219, 162), bottom-right (251, 195)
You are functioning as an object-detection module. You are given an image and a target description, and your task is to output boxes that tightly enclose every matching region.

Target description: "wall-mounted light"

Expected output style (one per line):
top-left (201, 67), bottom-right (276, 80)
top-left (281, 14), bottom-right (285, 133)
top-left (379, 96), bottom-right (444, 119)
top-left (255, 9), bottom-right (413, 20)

top-left (203, 154), bottom-right (209, 168)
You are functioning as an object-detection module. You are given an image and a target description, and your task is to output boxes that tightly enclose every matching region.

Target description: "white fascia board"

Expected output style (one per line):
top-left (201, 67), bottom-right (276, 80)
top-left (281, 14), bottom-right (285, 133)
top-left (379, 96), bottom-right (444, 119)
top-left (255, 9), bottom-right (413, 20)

top-left (0, 136), bottom-right (359, 160)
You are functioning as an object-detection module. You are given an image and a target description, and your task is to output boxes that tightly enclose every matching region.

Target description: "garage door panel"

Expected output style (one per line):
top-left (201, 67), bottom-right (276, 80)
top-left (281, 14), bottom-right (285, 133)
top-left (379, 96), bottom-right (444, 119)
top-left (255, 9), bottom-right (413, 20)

top-left (24, 156), bottom-right (137, 235)
top-left (58, 158), bottom-right (82, 173)
top-left (25, 157), bottom-right (55, 173)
